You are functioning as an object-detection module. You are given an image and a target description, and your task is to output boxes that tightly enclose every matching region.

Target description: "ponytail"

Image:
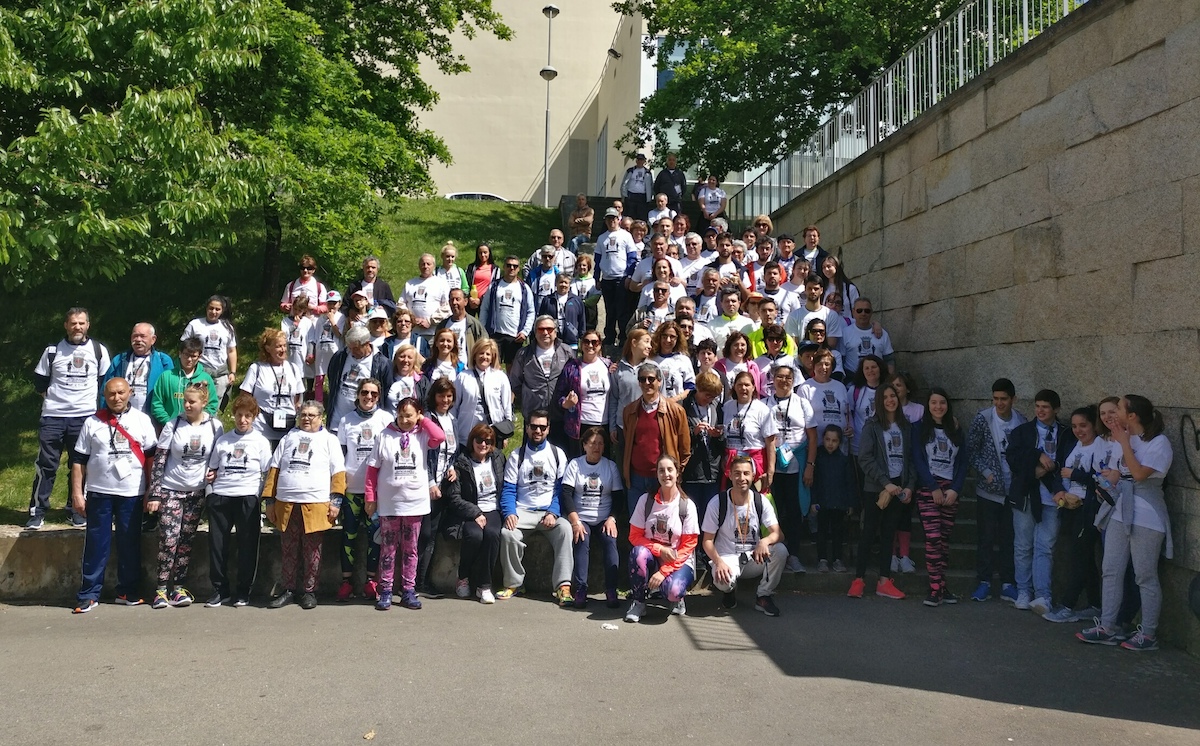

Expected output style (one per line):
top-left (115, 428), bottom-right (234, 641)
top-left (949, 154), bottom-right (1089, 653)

top-left (1124, 394), bottom-right (1164, 439)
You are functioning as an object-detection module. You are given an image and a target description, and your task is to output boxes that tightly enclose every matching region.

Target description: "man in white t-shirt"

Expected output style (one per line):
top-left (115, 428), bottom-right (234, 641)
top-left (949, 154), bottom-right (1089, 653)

top-left (620, 153), bottom-right (653, 222)
top-left (401, 254), bottom-right (451, 343)
top-left (70, 377), bottom-right (157, 612)
top-left (595, 208), bottom-right (640, 346)
top-left (693, 269), bottom-right (723, 323)
top-left (481, 257), bottom-right (535, 367)
top-left (785, 274), bottom-right (845, 347)
top-left (29, 307), bottom-right (112, 530)
top-left (757, 261), bottom-right (799, 323)
top-left (702, 457), bottom-right (788, 616)
top-left (839, 297), bottom-right (895, 375)
top-left (630, 235), bottom-right (684, 291)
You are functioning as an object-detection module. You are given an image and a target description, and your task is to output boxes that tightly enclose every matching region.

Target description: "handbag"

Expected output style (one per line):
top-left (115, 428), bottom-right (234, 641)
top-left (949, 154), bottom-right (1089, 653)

top-left (474, 369), bottom-right (514, 439)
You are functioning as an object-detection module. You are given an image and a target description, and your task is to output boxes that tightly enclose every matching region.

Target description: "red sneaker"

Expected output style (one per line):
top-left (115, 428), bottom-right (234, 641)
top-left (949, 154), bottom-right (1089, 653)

top-left (876, 578), bottom-right (906, 600)
top-left (336, 580), bottom-right (354, 602)
top-left (362, 579), bottom-right (378, 601)
top-left (847, 578), bottom-right (866, 598)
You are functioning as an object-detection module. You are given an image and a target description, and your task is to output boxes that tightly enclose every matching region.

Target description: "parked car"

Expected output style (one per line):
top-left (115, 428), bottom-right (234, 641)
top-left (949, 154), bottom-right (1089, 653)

top-left (445, 192), bottom-right (508, 202)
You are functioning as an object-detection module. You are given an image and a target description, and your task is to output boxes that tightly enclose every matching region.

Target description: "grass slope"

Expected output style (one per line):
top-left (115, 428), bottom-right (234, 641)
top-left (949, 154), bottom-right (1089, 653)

top-left (0, 200), bottom-right (558, 525)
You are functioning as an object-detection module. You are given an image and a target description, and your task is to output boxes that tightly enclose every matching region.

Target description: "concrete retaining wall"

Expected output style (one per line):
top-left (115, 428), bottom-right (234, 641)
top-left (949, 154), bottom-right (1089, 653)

top-left (771, 0), bottom-right (1200, 654)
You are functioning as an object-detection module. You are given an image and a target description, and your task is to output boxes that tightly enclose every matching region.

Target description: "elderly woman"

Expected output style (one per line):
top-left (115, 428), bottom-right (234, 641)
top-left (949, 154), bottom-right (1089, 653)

top-left (449, 424), bottom-right (506, 604)
top-left (239, 329), bottom-right (304, 448)
top-left (263, 400), bottom-right (347, 609)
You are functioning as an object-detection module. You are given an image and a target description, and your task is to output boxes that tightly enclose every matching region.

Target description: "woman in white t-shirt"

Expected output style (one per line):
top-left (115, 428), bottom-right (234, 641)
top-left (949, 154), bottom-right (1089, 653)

top-left (146, 381), bottom-right (224, 609)
top-left (797, 350), bottom-right (850, 444)
top-left (182, 294), bottom-right (238, 405)
top-left (625, 454), bottom-right (701, 623)
top-left (449, 423), bottom-right (506, 604)
top-left (263, 399), bottom-right (347, 610)
top-left (455, 338), bottom-right (514, 447)
top-left (282, 294), bottom-right (316, 385)
top-left (764, 364), bottom-right (818, 571)
top-left (562, 427), bottom-right (626, 609)
top-left (312, 292), bottom-right (345, 398)
top-left (849, 354), bottom-right (885, 456)
top-left (721, 371), bottom-right (778, 492)
top-left (206, 392), bottom-right (273, 607)
top-left (1078, 395), bottom-right (1174, 651)
top-left (239, 329), bottom-right (304, 448)
top-left (911, 388), bottom-right (967, 607)
top-left (564, 330), bottom-right (612, 453)
top-left (696, 175), bottom-right (727, 228)
top-left (385, 344), bottom-right (424, 413)
top-left (279, 254), bottom-right (328, 315)
top-left (652, 321), bottom-right (695, 401)
top-left (364, 396), bottom-right (445, 611)
top-left (637, 258), bottom-right (686, 309)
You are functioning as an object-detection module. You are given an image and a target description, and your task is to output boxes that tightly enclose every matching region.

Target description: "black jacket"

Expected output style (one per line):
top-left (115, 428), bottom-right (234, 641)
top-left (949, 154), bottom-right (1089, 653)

top-left (653, 168), bottom-right (688, 211)
top-left (1005, 419), bottom-right (1077, 522)
top-left (812, 447), bottom-right (858, 511)
top-left (345, 278), bottom-right (396, 305)
top-left (449, 451), bottom-right (505, 520)
top-left (324, 349), bottom-right (393, 425)
top-left (680, 391), bottom-right (726, 484)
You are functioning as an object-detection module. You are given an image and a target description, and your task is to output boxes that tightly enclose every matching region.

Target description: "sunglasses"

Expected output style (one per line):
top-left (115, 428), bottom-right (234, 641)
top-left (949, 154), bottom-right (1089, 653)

top-left (505, 263), bottom-right (520, 269)
top-left (582, 339), bottom-right (601, 346)
top-left (811, 329), bottom-right (826, 335)
top-left (472, 436), bottom-right (494, 445)
top-left (653, 288), bottom-right (669, 293)
top-left (528, 423), bottom-right (549, 432)
top-left (638, 376), bottom-right (658, 384)
top-left (301, 266), bottom-right (316, 272)
top-left (536, 327), bottom-right (555, 333)
top-left (855, 308), bottom-right (873, 314)
top-left (359, 391), bottom-right (380, 398)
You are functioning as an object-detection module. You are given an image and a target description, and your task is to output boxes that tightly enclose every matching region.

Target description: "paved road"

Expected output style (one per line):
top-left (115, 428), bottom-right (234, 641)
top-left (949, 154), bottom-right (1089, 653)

top-left (3, 590), bottom-right (1199, 745)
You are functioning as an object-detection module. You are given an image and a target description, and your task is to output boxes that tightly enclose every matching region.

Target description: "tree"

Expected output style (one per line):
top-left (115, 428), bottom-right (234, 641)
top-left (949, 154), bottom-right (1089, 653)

top-left (613, 0), bottom-right (952, 178)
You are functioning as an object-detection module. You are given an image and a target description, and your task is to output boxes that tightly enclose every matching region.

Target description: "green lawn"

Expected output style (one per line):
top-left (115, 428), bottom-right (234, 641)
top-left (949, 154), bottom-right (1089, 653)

top-left (0, 199), bottom-right (558, 525)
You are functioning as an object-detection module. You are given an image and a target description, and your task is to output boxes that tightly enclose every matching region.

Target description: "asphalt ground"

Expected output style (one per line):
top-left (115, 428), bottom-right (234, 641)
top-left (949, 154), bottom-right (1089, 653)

top-left (3, 587), bottom-right (1199, 745)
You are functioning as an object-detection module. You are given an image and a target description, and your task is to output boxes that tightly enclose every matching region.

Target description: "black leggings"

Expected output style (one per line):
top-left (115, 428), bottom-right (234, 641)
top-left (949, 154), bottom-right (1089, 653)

top-left (856, 492), bottom-right (902, 579)
top-left (817, 508), bottom-right (846, 563)
top-left (415, 497), bottom-right (446, 589)
top-left (459, 510), bottom-right (502, 589)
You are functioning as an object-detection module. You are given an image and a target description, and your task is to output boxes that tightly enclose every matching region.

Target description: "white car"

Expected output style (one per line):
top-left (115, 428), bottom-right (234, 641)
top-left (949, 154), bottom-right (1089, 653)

top-left (445, 192), bottom-right (508, 202)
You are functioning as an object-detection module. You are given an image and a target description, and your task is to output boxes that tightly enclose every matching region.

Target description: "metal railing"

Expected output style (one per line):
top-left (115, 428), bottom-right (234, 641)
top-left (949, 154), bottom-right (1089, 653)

top-left (728, 0), bottom-right (1088, 224)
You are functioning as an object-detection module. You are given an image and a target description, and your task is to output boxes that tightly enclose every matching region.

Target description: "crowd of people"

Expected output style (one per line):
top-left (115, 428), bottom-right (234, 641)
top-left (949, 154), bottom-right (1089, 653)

top-left (27, 185), bottom-right (1174, 649)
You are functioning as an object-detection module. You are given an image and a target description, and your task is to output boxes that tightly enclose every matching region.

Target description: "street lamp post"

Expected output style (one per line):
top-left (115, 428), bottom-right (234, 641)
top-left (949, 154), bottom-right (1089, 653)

top-left (541, 4), bottom-right (559, 209)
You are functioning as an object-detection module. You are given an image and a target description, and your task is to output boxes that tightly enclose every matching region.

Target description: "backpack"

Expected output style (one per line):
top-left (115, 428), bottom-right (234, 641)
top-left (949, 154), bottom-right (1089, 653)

top-left (642, 490), bottom-right (691, 523)
top-left (716, 489), bottom-right (765, 537)
top-left (42, 338), bottom-right (104, 390)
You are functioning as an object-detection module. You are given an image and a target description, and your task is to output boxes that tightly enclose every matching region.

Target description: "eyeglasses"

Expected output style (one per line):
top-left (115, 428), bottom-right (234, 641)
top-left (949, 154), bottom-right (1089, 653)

top-left (359, 391), bottom-right (380, 398)
top-left (582, 339), bottom-right (601, 346)
top-left (536, 327), bottom-right (555, 334)
top-left (395, 318), bottom-right (412, 326)
top-left (638, 376), bottom-right (658, 384)
top-left (472, 436), bottom-right (494, 445)
top-left (505, 263), bottom-right (520, 269)
top-left (528, 423), bottom-right (549, 432)
top-left (298, 412), bottom-right (319, 419)
top-left (766, 337), bottom-right (784, 344)
top-left (810, 329), bottom-right (826, 336)
top-left (855, 308), bottom-right (873, 314)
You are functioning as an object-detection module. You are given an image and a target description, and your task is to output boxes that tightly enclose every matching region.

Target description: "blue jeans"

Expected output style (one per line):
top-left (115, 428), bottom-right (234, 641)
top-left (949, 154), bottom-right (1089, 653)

top-left (628, 473), bottom-right (659, 516)
top-left (568, 234), bottom-right (589, 253)
top-left (30, 415), bottom-right (86, 518)
top-left (571, 520), bottom-right (619, 596)
top-left (78, 493), bottom-right (142, 602)
top-left (684, 482), bottom-right (720, 528)
top-left (1012, 503), bottom-right (1059, 600)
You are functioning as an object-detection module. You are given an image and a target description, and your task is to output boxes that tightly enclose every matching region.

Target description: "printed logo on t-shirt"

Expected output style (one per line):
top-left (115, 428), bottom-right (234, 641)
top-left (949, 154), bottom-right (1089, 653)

top-left (392, 444), bottom-right (417, 477)
top-left (287, 437), bottom-right (313, 473)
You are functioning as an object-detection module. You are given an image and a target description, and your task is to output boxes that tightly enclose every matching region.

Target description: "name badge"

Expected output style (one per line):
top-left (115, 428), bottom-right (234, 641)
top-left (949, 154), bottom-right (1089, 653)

top-left (112, 457), bottom-right (134, 480)
top-left (272, 410), bottom-right (288, 430)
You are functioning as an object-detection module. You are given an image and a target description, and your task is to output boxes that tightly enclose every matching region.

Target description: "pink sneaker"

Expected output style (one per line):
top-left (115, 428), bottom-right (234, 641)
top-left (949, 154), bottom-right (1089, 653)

top-left (362, 579), bottom-right (378, 601)
top-left (847, 578), bottom-right (866, 598)
top-left (336, 580), bottom-right (354, 602)
top-left (876, 578), bottom-right (906, 600)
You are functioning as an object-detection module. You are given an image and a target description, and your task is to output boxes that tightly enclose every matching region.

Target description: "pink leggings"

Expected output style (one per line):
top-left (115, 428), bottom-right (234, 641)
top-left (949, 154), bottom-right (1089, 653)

top-left (378, 515), bottom-right (423, 593)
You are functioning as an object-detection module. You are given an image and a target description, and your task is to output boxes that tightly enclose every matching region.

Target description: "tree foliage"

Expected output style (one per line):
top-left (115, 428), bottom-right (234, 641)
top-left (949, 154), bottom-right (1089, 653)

top-left (613, 0), bottom-right (952, 177)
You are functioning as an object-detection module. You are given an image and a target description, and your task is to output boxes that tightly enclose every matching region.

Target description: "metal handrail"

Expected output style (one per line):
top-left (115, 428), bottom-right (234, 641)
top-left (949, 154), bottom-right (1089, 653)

top-left (727, 0), bottom-right (1087, 224)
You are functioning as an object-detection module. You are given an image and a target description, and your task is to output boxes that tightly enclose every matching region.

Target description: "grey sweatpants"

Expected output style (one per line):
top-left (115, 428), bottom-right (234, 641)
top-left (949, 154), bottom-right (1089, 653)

top-left (711, 542), bottom-right (789, 597)
top-left (1100, 521), bottom-right (1164, 636)
top-left (501, 509), bottom-right (573, 589)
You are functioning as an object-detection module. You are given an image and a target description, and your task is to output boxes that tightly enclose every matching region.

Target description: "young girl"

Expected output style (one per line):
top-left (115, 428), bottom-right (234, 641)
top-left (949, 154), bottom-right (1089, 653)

top-left (437, 241), bottom-right (469, 293)
top-left (365, 397), bottom-right (446, 610)
top-left (626, 454), bottom-right (700, 623)
top-left (182, 295), bottom-right (238, 406)
top-left (147, 382), bottom-right (224, 608)
top-left (813, 426), bottom-right (856, 572)
top-left (849, 355), bottom-right (885, 457)
top-left (561, 427), bottom-right (626, 608)
top-left (890, 371), bottom-right (923, 574)
top-left (386, 344), bottom-right (424, 412)
top-left (911, 388), bottom-right (967, 607)
top-left (312, 291), bottom-right (344, 403)
top-left (821, 255), bottom-right (859, 321)
top-left (421, 328), bottom-right (464, 383)
top-left (282, 294), bottom-right (316, 393)
top-left (343, 290), bottom-right (370, 331)
top-left (652, 321), bottom-right (694, 401)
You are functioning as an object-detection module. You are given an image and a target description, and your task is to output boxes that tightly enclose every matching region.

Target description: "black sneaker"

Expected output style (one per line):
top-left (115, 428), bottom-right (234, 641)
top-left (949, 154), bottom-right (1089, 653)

top-left (142, 514), bottom-right (159, 533)
top-left (68, 513), bottom-right (87, 529)
top-left (268, 590), bottom-right (294, 609)
top-left (232, 597), bottom-right (249, 608)
top-left (923, 591), bottom-right (943, 607)
top-left (722, 591), bottom-right (738, 609)
top-left (417, 584), bottom-right (444, 600)
top-left (24, 515), bottom-right (44, 531)
top-left (298, 592), bottom-right (318, 610)
top-left (205, 593), bottom-right (230, 608)
top-left (754, 595), bottom-right (780, 617)
top-left (942, 591), bottom-right (960, 605)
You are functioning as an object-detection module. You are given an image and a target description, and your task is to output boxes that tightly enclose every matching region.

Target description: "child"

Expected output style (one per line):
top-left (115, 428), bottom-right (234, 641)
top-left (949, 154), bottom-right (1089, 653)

top-left (364, 396), bottom-right (445, 610)
top-left (344, 290), bottom-right (370, 330)
top-left (312, 290), bottom-right (344, 403)
top-left (812, 425), bottom-right (856, 573)
top-left (282, 294), bottom-right (316, 394)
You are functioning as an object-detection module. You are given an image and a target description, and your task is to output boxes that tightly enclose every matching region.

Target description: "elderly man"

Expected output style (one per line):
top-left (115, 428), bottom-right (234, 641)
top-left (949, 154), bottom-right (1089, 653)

top-left (509, 316), bottom-right (574, 451)
top-left (70, 377), bottom-right (158, 612)
top-left (324, 326), bottom-right (393, 431)
top-left (437, 288), bottom-right (488, 361)
top-left (525, 230), bottom-right (577, 279)
top-left (840, 297), bottom-right (895, 375)
top-left (567, 194), bottom-right (595, 253)
top-left (528, 244), bottom-right (562, 309)
top-left (653, 153), bottom-right (688, 213)
top-left (498, 410), bottom-right (573, 604)
top-left (28, 307), bottom-right (112, 529)
top-left (621, 361), bottom-right (691, 515)
top-left (103, 323), bottom-right (173, 415)
top-left (401, 253), bottom-right (451, 344)
top-left (345, 255), bottom-right (395, 309)
top-left (627, 280), bottom-right (676, 336)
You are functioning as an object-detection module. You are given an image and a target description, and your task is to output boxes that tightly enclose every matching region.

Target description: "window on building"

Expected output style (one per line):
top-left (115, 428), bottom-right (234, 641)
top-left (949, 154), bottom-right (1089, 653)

top-left (656, 38), bottom-right (688, 90)
top-left (595, 120), bottom-right (608, 195)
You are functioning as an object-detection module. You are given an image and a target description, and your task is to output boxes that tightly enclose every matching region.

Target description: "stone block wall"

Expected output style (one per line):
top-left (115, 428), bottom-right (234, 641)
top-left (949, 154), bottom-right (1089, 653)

top-left (772, 0), bottom-right (1200, 653)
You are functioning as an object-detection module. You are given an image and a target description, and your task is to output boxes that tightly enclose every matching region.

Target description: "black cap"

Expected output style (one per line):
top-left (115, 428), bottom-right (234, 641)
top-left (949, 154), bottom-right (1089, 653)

top-left (777, 233), bottom-right (794, 242)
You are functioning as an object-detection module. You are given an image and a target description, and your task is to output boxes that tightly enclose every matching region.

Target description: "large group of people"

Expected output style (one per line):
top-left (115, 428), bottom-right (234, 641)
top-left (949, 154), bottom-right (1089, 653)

top-left (28, 181), bottom-right (1175, 650)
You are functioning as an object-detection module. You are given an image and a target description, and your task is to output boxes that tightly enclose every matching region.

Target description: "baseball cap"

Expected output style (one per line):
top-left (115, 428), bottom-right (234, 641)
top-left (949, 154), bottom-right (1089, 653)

top-left (325, 290), bottom-right (342, 303)
top-left (604, 207), bottom-right (621, 219)
top-left (368, 308), bottom-right (389, 321)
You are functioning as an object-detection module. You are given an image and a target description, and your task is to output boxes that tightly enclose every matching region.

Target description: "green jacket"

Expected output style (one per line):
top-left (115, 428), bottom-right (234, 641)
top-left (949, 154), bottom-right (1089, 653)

top-left (150, 365), bottom-right (219, 426)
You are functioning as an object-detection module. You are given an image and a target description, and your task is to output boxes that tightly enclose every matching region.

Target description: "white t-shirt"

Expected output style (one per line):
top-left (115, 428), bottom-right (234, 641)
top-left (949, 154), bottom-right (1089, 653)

top-left (35, 340), bottom-right (112, 418)
top-left (680, 255), bottom-right (713, 292)
top-left (563, 456), bottom-right (623, 524)
top-left (851, 385), bottom-right (877, 455)
top-left (403, 275), bottom-right (450, 331)
top-left (472, 460), bottom-right (500, 513)
top-left (631, 493), bottom-right (700, 569)
top-left (759, 286), bottom-right (800, 322)
top-left (312, 312), bottom-right (344, 376)
top-left (488, 279), bottom-right (528, 337)
top-left (182, 318), bottom-right (236, 374)
top-left (428, 358), bottom-right (459, 383)
top-left (1114, 433), bottom-right (1173, 532)
top-left (784, 304), bottom-right (845, 341)
top-left (385, 375), bottom-right (420, 413)
top-left (1035, 421), bottom-right (1062, 506)
top-left (1062, 438), bottom-right (1103, 500)
top-left (121, 354), bottom-right (154, 413)
top-left (595, 229), bottom-right (640, 278)
top-left (368, 424), bottom-right (436, 516)
top-left (632, 256), bottom-right (684, 284)
top-left (840, 323), bottom-right (894, 375)
top-left (884, 422), bottom-right (906, 479)
top-left (754, 354), bottom-right (796, 379)
top-left (798, 378), bottom-right (850, 438)
top-left (335, 408), bottom-right (392, 494)
top-left (722, 399), bottom-right (778, 452)
top-left (282, 315), bottom-right (315, 377)
top-left (207, 428), bottom-right (272, 496)
top-left (429, 411), bottom-right (457, 481)
top-left (655, 353), bottom-right (695, 399)
top-left (702, 492), bottom-right (779, 555)
top-left (924, 426), bottom-right (959, 482)
top-left (578, 359), bottom-right (611, 425)
top-left (280, 277), bottom-right (325, 310)
top-left (647, 207), bottom-right (676, 225)
top-left (270, 428), bottom-right (345, 503)
top-left (156, 415), bottom-right (224, 492)
top-left (988, 408), bottom-right (1022, 480)
top-left (765, 393), bottom-right (815, 474)
top-left (445, 318), bottom-right (469, 360)
top-left (638, 284), bottom-right (687, 311)
top-left (454, 367), bottom-right (513, 442)
top-left (504, 443), bottom-right (567, 513)
top-left (329, 352), bottom-right (377, 430)
top-left (697, 186), bottom-right (727, 216)
top-left (74, 409), bottom-right (157, 497)
top-left (240, 362), bottom-right (303, 426)
top-left (710, 314), bottom-right (753, 353)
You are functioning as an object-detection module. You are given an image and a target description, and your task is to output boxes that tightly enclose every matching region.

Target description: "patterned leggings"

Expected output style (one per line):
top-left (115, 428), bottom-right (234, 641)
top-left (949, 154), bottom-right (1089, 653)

top-left (377, 515), bottom-right (422, 594)
top-left (340, 493), bottom-right (380, 576)
top-left (629, 545), bottom-right (695, 603)
top-left (917, 477), bottom-right (959, 594)
top-left (156, 489), bottom-right (206, 588)
top-left (281, 513), bottom-right (324, 593)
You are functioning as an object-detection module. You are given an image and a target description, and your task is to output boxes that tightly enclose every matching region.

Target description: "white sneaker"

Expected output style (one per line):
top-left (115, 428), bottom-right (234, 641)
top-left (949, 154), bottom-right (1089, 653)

top-left (817, 559), bottom-right (830, 573)
top-left (624, 600), bottom-right (647, 623)
top-left (831, 559), bottom-right (848, 573)
top-left (476, 587), bottom-right (496, 604)
top-left (671, 598), bottom-right (686, 616)
top-left (890, 555), bottom-right (901, 573)
top-left (1029, 596), bottom-right (1051, 615)
top-left (1014, 591), bottom-right (1032, 610)
top-left (455, 579), bottom-right (470, 599)
top-left (785, 555), bottom-right (805, 574)
top-left (1042, 605), bottom-right (1076, 623)
top-left (898, 556), bottom-right (917, 574)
